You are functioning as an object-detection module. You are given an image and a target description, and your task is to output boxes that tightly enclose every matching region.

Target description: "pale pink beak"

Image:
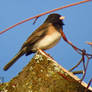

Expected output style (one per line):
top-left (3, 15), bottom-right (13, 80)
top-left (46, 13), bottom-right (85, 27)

top-left (59, 16), bottom-right (65, 20)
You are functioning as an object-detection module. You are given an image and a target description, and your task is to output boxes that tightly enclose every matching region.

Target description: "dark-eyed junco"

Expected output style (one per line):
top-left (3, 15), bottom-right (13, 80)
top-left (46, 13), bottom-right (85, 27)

top-left (3, 13), bottom-right (64, 71)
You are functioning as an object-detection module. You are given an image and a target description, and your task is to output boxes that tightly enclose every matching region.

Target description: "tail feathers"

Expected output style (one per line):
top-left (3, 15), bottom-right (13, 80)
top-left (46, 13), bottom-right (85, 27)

top-left (3, 50), bottom-right (25, 71)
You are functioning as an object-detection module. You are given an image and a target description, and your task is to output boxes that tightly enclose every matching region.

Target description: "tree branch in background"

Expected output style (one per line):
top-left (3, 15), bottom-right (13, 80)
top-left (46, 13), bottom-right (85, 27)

top-left (69, 58), bottom-right (83, 72)
top-left (85, 78), bottom-right (92, 92)
top-left (60, 30), bottom-right (92, 82)
top-left (86, 42), bottom-right (92, 45)
top-left (0, 0), bottom-right (92, 35)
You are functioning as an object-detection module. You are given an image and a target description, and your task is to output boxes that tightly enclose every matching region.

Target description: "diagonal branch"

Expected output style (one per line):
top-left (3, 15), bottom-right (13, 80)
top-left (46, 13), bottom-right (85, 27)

top-left (60, 27), bottom-right (92, 81)
top-left (0, 0), bottom-right (92, 35)
top-left (69, 58), bottom-right (83, 72)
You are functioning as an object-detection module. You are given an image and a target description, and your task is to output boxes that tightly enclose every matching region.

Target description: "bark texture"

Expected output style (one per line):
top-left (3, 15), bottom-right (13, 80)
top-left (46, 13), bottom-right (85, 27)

top-left (0, 49), bottom-right (92, 92)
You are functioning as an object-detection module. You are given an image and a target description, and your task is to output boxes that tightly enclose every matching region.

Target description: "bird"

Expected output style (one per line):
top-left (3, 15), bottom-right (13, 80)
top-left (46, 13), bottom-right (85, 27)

top-left (3, 13), bottom-right (64, 71)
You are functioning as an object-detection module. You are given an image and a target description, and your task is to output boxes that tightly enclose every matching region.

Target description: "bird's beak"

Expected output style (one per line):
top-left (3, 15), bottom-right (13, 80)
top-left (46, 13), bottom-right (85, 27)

top-left (59, 16), bottom-right (64, 20)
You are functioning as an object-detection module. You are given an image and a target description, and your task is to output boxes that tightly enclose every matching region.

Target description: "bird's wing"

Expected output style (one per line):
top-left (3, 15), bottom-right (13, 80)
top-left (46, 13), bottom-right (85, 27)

top-left (21, 23), bottom-right (49, 49)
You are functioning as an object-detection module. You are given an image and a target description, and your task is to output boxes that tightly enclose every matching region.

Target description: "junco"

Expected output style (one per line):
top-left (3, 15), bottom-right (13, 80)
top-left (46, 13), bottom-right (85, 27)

top-left (3, 13), bottom-right (64, 71)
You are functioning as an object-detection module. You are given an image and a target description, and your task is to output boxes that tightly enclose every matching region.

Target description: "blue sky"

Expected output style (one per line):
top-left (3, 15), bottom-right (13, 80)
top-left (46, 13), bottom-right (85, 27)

top-left (0, 0), bottom-right (92, 86)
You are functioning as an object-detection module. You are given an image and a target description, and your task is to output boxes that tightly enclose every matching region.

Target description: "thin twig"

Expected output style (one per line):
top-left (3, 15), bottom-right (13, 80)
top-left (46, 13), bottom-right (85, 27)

top-left (33, 17), bottom-right (39, 25)
top-left (60, 29), bottom-right (92, 57)
top-left (86, 78), bottom-right (92, 89)
top-left (0, 0), bottom-right (92, 34)
top-left (82, 50), bottom-right (86, 71)
top-left (81, 57), bottom-right (90, 81)
top-left (84, 78), bottom-right (92, 92)
top-left (72, 70), bottom-right (83, 75)
top-left (87, 78), bottom-right (92, 89)
top-left (86, 41), bottom-right (92, 45)
top-left (69, 58), bottom-right (83, 72)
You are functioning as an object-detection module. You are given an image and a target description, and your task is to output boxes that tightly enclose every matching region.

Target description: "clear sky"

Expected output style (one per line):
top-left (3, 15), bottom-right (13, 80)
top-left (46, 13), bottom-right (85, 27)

top-left (0, 0), bottom-right (92, 86)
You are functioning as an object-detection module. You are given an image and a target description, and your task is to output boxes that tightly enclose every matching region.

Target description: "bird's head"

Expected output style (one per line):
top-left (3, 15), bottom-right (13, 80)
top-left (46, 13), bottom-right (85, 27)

top-left (44, 13), bottom-right (64, 27)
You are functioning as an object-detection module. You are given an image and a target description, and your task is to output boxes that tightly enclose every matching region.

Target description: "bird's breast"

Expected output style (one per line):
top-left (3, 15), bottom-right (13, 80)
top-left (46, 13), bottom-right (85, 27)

top-left (33, 31), bottom-right (61, 50)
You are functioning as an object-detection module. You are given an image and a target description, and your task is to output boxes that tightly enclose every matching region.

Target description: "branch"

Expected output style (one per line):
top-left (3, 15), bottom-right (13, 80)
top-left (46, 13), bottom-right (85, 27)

top-left (85, 78), bottom-right (92, 92)
top-left (0, 50), bottom-right (92, 92)
top-left (69, 58), bottom-right (83, 72)
top-left (86, 41), bottom-right (92, 45)
top-left (0, 0), bottom-right (92, 35)
top-left (60, 24), bottom-right (92, 81)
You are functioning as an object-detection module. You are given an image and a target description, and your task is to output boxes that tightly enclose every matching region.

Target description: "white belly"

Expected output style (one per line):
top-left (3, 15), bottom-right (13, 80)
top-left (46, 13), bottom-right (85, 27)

top-left (33, 31), bottom-right (61, 50)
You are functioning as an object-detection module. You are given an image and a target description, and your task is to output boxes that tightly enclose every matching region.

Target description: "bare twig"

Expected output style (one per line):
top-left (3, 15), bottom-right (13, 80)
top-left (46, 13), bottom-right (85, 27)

top-left (84, 78), bottom-right (92, 92)
top-left (0, 0), bottom-right (92, 35)
top-left (33, 17), bottom-right (39, 25)
top-left (81, 57), bottom-right (90, 81)
top-left (69, 49), bottom-right (92, 81)
top-left (60, 29), bottom-right (92, 57)
top-left (87, 78), bottom-right (92, 89)
top-left (72, 70), bottom-right (83, 75)
top-left (60, 26), bottom-right (92, 81)
top-left (82, 50), bottom-right (86, 71)
top-left (86, 41), bottom-right (92, 45)
top-left (69, 58), bottom-right (83, 72)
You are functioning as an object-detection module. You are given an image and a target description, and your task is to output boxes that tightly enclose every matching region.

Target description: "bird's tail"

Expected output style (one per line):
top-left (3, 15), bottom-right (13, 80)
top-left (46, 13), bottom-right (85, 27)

top-left (3, 49), bottom-right (25, 71)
